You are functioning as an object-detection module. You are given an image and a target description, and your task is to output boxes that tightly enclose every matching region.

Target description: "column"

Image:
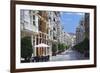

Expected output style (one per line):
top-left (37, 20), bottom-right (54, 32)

top-left (34, 35), bottom-right (37, 56)
top-left (31, 35), bottom-right (34, 57)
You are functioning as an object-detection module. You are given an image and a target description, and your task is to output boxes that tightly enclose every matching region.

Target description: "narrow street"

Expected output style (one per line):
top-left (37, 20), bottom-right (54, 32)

top-left (50, 48), bottom-right (87, 61)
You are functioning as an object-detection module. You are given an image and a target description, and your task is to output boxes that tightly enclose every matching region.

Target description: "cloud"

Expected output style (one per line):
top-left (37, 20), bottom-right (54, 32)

top-left (60, 12), bottom-right (84, 16)
top-left (75, 13), bottom-right (85, 16)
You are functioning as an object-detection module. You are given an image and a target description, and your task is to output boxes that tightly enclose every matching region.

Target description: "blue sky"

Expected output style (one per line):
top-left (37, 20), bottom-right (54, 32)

top-left (60, 12), bottom-right (84, 33)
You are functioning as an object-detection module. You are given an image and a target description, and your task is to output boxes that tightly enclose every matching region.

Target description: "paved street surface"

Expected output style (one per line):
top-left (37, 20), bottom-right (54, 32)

top-left (50, 48), bottom-right (88, 61)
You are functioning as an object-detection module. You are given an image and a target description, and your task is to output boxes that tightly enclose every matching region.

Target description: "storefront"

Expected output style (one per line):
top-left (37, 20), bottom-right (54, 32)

top-left (32, 32), bottom-right (52, 62)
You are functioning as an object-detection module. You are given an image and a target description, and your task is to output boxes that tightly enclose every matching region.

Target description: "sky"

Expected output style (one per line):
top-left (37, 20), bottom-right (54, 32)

top-left (60, 12), bottom-right (84, 33)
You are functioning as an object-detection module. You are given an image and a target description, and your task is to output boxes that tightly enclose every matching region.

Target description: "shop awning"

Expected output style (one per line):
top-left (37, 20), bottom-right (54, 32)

top-left (34, 43), bottom-right (50, 47)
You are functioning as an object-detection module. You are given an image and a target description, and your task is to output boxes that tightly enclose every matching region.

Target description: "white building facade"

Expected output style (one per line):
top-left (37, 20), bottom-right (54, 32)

top-left (76, 19), bottom-right (85, 44)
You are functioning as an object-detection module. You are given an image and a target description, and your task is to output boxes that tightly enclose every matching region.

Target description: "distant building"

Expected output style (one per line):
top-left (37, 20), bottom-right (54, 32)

top-left (76, 19), bottom-right (85, 44)
top-left (76, 13), bottom-right (89, 44)
top-left (48, 11), bottom-right (61, 53)
top-left (58, 31), bottom-right (74, 47)
top-left (60, 26), bottom-right (65, 44)
top-left (68, 33), bottom-right (76, 47)
top-left (84, 13), bottom-right (90, 39)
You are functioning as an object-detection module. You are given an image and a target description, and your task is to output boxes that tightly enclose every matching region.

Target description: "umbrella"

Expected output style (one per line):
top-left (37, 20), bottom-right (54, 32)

top-left (34, 43), bottom-right (50, 47)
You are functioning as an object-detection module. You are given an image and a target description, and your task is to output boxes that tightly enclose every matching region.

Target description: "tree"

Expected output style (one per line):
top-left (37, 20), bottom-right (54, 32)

top-left (21, 36), bottom-right (33, 62)
top-left (65, 45), bottom-right (69, 50)
top-left (52, 43), bottom-right (58, 56)
top-left (73, 37), bottom-right (89, 54)
top-left (57, 43), bottom-right (61, 54)
top-left (61, 44), bottom-right (65, 51)
top-left (58, 43), bottom-right (66, 53)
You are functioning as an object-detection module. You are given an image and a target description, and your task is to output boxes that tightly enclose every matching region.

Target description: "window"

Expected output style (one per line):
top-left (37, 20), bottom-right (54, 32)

top-left (33, 21), bottom-right (35, 25)
top-left (53, 27), bottom-right (55, 30)
top-left (53, 18), bottom-right (55, 21)
top-left (32, 15), bottom-right (36, 25)
top-left (49, 17), bottom-right (51, 19)
top-left (33, 15), bottom-right (35, 20)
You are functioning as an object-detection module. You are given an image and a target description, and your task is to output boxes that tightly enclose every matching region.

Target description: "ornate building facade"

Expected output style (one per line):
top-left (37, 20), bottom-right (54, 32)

top-left (20, 10), bottom-right (61, 61)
